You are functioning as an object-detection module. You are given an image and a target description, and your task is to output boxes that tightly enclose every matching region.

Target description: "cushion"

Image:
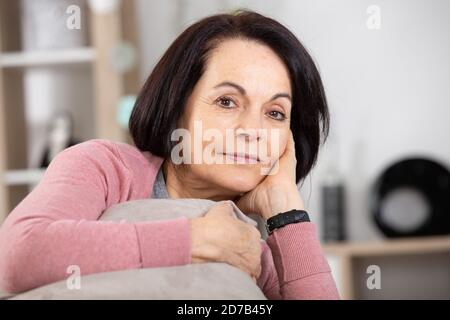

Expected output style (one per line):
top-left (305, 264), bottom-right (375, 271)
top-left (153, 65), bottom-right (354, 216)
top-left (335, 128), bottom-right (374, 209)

top-left (9, 199), bottom-right (268, 300)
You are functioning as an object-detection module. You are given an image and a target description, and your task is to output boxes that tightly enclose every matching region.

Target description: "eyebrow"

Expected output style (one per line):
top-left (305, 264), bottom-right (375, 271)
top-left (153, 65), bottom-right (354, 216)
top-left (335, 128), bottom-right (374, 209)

top-left (213, 81), bottom-right (291, 102)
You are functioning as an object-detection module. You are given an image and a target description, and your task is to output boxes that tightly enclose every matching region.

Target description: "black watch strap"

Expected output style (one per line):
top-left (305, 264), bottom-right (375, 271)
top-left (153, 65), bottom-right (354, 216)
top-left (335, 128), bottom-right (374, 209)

top-left (266, 209), bottom-right (310, 235)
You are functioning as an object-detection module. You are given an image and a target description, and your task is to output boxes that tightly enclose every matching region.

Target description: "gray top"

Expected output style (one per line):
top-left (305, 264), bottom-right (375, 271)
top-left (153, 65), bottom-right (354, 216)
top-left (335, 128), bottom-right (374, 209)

top-left (150, 166), bottom-right (170, 199)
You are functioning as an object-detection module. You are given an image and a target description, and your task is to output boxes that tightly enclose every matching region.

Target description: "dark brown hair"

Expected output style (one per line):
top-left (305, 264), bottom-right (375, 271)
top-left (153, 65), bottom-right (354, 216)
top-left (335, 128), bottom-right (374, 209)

top-left (129, 10), bottom-right (329, 183)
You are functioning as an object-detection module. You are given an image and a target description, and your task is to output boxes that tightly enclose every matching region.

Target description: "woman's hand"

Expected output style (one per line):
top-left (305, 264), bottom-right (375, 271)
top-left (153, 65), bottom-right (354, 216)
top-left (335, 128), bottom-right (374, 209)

top-left (189, 202), bottom-right (262, 282)
top-left (235, 131), bottom-right (305, 220)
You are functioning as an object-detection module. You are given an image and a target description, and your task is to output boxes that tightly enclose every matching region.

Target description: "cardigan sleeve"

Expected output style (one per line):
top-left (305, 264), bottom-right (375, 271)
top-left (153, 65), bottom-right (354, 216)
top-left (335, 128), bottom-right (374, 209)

top-left (257, 223), bottom-right (340, 300)
top-left (0, 141), bottom-right (191, 294)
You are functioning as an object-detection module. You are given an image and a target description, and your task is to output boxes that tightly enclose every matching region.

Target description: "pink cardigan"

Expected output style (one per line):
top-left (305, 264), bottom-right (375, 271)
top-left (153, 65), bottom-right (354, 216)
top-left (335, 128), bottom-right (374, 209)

top-left (0, 139), bottom-right (339, 299)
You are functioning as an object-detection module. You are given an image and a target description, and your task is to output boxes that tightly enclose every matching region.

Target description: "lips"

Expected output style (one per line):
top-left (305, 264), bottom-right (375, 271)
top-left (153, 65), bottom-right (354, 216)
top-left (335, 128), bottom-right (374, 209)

top-left (221, 152), bottom-right (260, 164)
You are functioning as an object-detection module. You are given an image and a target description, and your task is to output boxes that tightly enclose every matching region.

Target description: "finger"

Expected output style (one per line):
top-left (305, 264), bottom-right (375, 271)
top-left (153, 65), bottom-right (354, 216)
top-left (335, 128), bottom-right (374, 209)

top-left (232, 249), bottom-right (260, 278)
top-left (230, 250), bottom-right (261, 280)
top-left (284, 130), bottom-right (296, 159)
top-left (207, 202), bottom-right (235, 217)
top-left (240, 251), bottom-right (261, 279)
top-left (265, 157), bottom-right (280, 176)
top-left (250, 254), bottom-right (262, 279)
top-left (229, 255), bottom-right (253, 278)
top-left (255, 263), bottom-right (262, 279)
top-left (280, 131), bottom-right (298, 176)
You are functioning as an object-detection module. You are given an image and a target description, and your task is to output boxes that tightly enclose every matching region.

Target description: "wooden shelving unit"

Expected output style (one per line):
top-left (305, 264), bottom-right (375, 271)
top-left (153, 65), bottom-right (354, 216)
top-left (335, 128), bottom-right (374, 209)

top-left (4, 169), bottom-right (46, 186)
top-left (0, 0), bottom-right (140, 223)
top-left (323, 235), bottom-right (450, 299)
top-left (0, 47), bottom-right (96, 67)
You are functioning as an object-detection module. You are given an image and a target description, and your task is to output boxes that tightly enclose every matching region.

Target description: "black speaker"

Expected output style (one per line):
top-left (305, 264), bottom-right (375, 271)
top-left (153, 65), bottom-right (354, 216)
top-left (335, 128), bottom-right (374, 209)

top-left (371, 158), bottom-right (450, 238)
top-left (322, 183), bottom-right (346, 242)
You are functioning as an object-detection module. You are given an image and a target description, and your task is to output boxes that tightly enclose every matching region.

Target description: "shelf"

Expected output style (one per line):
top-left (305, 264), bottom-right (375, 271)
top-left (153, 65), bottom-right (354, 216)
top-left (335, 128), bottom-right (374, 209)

top-left (0, 0), bottom-right (138, 224)
top-left (3, 169), bottom-right (46, 186)
top-left (0, 48), bottom-right (96, 68)
top-left (323, 235), bottom-right (450, 299)
top-left (323, 235), bottom-right (450, 257)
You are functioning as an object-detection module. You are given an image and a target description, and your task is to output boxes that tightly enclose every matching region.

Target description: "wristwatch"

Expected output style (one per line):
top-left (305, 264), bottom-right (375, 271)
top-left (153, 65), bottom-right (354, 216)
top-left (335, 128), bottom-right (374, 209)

top-left (266, 209), bottom-right (310, 235)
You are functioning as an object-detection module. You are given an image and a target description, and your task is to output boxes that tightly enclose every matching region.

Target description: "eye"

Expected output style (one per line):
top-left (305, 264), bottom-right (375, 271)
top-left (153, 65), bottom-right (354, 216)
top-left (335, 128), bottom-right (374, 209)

top-left (267, 110), bottom-right (286, 121)
top-left (215, 96), bottom-right (237, 109)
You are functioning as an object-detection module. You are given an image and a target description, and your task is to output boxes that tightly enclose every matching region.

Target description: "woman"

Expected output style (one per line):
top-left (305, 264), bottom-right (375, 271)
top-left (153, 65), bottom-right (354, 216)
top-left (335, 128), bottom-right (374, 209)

top-left (0, 11), bottom-right (339, 299)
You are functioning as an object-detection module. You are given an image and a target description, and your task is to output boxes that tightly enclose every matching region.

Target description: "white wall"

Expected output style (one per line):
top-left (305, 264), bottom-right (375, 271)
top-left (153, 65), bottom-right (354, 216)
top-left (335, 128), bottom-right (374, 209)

top-left (135, 0), bottom-right (450, 242)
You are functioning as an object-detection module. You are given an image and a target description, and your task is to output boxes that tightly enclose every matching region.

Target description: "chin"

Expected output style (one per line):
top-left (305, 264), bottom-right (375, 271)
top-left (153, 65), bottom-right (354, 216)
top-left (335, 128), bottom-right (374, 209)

top-left (209, 164), bottom-right (263, 193)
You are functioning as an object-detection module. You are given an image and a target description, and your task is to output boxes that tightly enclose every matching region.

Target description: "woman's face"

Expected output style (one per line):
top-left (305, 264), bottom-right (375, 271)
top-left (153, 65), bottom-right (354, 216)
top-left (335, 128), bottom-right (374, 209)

top-left (176, 38), bottom-right (292, 194)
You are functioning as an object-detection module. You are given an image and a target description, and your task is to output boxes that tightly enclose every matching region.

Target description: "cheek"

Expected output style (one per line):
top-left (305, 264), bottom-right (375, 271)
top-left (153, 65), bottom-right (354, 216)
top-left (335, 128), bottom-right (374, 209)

top-left (186, 112), bottom-right (232, 154)
top-left (266, 130), bottom-right (289, 160)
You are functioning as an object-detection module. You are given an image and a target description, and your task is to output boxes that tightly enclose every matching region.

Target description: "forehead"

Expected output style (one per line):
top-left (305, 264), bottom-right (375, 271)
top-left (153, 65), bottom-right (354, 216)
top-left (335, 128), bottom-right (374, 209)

top-left (202, 38), bottom-right (292, 94)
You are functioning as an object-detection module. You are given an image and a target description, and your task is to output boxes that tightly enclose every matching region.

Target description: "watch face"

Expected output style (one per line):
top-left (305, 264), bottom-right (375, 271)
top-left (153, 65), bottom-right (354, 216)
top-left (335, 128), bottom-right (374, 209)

top-left (371, 158), bottom-right (450, 238)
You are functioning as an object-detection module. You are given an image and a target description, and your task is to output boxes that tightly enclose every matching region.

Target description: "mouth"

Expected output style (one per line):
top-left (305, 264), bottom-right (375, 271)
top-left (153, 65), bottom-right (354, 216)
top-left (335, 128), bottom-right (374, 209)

top-left (220, 152), bottom-right (260, 164)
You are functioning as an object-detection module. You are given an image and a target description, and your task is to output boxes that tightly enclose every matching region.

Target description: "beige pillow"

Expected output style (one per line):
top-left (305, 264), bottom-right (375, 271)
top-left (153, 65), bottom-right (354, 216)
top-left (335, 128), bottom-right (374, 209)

top-left (10, 199), bottom-right (267, 300)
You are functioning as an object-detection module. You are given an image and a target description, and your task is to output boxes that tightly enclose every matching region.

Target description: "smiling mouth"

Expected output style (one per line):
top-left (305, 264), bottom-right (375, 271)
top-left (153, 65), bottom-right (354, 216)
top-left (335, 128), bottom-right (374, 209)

top-left (220, 152), bottom-right (260, 164)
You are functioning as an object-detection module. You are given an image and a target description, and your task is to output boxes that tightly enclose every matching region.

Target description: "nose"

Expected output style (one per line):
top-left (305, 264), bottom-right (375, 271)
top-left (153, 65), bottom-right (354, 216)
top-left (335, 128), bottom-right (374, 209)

top-left (235, 109), bottom-right (264, 142)
top-left (236, 127), bottom-right (260, 142)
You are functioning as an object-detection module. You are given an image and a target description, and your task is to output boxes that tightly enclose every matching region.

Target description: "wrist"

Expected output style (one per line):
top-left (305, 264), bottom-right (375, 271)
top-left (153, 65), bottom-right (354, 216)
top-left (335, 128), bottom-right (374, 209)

top-left (261, 183), bottom-right (305, 220)
top-left (189, 217), bottom-right (208, 264)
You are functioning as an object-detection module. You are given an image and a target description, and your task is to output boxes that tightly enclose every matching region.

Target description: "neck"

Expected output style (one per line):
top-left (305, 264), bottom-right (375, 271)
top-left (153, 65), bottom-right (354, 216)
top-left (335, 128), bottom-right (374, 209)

top-left (163, 160), bottom-right (239, 201)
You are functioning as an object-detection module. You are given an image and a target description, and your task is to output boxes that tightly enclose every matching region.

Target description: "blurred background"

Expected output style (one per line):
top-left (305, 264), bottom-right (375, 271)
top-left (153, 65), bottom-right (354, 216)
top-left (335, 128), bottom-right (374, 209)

top-left (0, 0), bottom-right (449, 299)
